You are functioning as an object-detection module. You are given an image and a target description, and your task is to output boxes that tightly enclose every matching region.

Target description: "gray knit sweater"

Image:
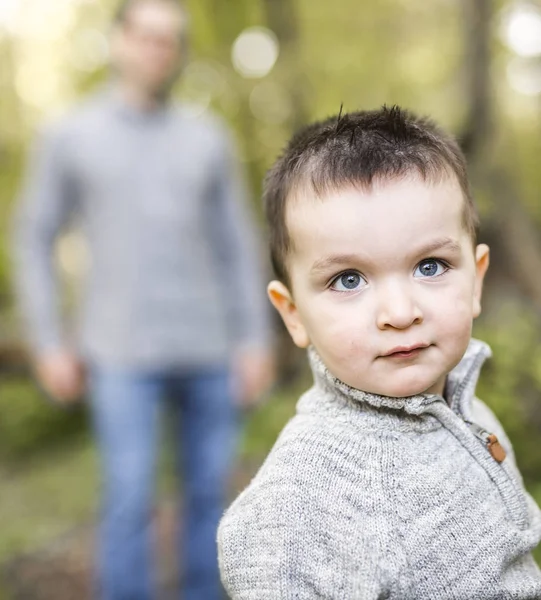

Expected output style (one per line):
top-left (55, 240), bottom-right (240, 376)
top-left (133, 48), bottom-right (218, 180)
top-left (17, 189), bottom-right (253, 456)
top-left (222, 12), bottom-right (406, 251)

top-left (13, 87), bottom-right (270, 368)
top-left (218, 339), bottom-right (541, 599)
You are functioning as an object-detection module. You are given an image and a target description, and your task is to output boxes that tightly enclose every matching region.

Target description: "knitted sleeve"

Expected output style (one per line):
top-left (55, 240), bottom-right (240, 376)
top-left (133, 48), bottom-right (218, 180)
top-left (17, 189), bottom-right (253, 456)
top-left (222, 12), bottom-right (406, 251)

top-left (217, 418), bottom-right (395, 599)
top-left (11, 120), bottom-right (79, 354)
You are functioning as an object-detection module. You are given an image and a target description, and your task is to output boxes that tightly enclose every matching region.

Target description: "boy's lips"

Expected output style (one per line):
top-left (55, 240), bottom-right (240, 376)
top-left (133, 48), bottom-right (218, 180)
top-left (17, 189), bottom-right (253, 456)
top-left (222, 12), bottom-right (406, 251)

top-left (381, 344), bottom-right (430, 359)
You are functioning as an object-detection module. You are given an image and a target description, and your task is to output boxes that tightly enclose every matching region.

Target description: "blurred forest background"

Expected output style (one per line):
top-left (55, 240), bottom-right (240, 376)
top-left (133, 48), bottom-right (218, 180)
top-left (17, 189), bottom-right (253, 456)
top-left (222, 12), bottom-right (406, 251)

top-left (1, 0), bottom-right (541, 595)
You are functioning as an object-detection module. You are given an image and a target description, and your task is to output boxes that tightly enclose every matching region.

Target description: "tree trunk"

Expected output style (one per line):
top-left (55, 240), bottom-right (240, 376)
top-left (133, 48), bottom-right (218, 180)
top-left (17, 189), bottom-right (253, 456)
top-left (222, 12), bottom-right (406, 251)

top-left (460, 0), bottom-right (492, 160)
top-left (262, 0), bottom-right (309, 130)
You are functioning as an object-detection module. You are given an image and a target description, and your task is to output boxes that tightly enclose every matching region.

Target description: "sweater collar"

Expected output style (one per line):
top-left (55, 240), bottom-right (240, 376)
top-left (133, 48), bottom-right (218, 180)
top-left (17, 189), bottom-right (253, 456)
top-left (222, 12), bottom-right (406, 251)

top-left (102, 82), bottom-right (171, 123)
top-left (308, 338), bottom-right (491, 417)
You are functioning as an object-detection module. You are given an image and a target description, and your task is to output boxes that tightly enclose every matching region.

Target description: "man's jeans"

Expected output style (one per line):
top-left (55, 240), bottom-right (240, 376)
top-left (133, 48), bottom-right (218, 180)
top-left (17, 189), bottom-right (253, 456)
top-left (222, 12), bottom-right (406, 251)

top-left (89, 365), bottom-right (237, 600)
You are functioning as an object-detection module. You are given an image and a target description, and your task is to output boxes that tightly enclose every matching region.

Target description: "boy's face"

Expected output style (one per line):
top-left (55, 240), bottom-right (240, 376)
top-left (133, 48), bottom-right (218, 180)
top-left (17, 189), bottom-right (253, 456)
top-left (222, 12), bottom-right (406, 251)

top-left (268, 175), bottom-right (489, 398)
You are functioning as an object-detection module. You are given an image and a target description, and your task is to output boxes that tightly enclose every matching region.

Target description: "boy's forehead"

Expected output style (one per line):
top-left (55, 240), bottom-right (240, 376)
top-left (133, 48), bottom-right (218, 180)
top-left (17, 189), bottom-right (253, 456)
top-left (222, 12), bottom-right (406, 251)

top-left (285, 175), bottom-right (467, 260)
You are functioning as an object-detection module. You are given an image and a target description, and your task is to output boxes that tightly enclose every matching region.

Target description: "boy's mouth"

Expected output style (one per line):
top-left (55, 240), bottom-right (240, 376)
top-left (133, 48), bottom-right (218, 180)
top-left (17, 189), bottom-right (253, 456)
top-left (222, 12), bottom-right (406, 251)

top-left (381, 344), bottom-right (430, 359)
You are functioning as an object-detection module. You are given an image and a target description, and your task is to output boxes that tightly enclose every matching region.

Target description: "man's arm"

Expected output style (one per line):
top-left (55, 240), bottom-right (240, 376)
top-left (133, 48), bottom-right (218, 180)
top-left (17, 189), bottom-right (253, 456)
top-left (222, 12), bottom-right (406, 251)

top-left (11, 123), bottom-right (84, 401)
top-left (208, 126), bottom-right (275, 405)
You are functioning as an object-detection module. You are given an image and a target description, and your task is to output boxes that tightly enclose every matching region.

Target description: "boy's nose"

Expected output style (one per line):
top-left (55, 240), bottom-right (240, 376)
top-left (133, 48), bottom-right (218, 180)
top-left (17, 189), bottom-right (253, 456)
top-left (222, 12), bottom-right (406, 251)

top-left (375, 285), bottom-right (423, 330)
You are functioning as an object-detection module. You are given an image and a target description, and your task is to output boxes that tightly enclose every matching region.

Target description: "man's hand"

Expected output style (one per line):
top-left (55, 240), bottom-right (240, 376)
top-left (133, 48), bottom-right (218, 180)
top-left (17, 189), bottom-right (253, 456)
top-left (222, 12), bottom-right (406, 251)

top-left (234, 346), bottom-right (276, 410)
top-left (35, 349), bottom-right (86, 404)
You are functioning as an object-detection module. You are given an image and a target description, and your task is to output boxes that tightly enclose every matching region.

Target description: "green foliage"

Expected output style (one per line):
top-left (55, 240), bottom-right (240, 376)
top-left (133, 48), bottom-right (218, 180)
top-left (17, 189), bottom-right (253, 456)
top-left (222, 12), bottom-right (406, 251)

top-left (0, 374), bottom-right (87, 462)
top-left (240, 380), bottom-right (307, 460)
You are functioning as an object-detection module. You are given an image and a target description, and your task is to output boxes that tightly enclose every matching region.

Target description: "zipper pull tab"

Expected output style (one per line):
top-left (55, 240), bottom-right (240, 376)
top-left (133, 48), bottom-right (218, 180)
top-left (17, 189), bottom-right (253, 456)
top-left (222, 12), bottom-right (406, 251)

top-left (487, 434), bottom-right (506, 463)
top-left (466, 421), bottom-right (507, 463)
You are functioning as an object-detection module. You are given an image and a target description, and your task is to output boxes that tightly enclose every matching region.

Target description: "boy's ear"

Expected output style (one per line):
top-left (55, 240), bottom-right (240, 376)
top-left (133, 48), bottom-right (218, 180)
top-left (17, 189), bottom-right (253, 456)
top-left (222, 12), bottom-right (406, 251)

top-left (473, 243), bottom-right (490, 318)
top-left (267, 281), bottom-right (310, 348)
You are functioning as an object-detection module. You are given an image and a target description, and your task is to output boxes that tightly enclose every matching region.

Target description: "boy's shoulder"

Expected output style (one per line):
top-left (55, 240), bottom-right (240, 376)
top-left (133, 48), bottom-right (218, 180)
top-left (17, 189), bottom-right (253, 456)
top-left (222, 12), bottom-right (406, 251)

top-left (234, 407), bottom-right (392, 489)
top-left (248, 385), bottom-right (404, 486)
top-left (221, 389), bottom-right (397, 507)
top-left (219, 389), bottom-right (518, 544)
top-left (228, 383), bottom-right (434, 513)
top-left (218, 410), bottom-right (398, 598)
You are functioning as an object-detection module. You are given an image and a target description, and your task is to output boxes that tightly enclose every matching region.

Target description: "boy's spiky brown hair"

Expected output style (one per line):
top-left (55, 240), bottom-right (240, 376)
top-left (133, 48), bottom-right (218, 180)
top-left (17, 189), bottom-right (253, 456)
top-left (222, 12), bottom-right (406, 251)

top-left (264, 105), bottom-right (478, 287)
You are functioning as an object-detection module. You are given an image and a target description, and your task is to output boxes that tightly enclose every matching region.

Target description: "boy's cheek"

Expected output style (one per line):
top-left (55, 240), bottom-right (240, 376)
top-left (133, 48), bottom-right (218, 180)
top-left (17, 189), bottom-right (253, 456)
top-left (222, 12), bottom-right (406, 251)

top-left (305, 316), bottom-right (370, 365)
top-left (435, 297), bottom-right (475, 347)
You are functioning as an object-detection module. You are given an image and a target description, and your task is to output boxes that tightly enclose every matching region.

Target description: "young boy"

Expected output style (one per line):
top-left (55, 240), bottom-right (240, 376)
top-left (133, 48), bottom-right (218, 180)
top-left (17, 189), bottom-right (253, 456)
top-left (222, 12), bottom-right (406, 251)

top-left (217, 106), bottom-right (541, 598)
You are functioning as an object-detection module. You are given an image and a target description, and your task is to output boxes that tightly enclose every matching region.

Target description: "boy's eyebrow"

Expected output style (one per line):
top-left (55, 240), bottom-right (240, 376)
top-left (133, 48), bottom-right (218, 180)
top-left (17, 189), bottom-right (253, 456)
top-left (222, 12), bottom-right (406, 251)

top-left (310, 238), bottom-right (462, 275)
top-left (310, 254), bottom-right (364, 276)
top-left (417, 237), bottom-right (462, 256)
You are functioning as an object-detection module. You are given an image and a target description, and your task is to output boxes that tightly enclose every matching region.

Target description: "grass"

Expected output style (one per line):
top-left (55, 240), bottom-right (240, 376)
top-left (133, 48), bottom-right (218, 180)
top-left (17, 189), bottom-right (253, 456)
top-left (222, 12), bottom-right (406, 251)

top-left (0, 434), bottom-right (99, 565)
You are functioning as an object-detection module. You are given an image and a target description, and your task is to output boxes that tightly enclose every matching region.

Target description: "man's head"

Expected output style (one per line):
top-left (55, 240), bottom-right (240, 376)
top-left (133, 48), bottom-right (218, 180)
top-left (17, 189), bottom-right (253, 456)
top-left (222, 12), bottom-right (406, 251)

top-left (266, 106), bottom-right (490, 398)
top-left (110, 0), bottom-right (188, 96)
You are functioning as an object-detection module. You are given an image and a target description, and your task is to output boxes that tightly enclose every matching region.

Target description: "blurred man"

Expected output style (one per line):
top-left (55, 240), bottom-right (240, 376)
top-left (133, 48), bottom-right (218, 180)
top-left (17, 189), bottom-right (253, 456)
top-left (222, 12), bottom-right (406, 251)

top-left (12, 1), bottom-right (274, 598)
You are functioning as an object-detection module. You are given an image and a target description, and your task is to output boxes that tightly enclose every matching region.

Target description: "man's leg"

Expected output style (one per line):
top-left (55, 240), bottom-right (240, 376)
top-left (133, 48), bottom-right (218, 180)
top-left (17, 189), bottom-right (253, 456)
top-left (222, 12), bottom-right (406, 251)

top-left (172, 367), bottom-right (238, 600)
top-left (89, 367), bottom-right (164, 600)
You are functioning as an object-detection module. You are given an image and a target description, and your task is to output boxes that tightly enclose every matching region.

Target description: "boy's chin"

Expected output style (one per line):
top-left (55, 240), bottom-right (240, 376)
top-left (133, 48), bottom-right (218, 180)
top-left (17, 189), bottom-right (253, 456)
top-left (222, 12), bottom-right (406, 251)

top-left (330, 363), bottom-right (447, 398)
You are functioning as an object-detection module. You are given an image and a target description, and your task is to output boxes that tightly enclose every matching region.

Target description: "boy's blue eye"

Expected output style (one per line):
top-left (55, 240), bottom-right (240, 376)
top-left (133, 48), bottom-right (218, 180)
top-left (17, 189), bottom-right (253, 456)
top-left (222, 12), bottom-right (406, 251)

top-left (330, 271), bottom-right (366, 292)
top-left (414, 259), bottom-right (447, 278)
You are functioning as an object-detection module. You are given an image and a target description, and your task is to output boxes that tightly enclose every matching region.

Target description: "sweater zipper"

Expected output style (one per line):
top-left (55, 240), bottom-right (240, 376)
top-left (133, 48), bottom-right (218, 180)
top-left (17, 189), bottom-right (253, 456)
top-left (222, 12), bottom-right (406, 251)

top-left (463, 416), bottom-right (531, 529)
top-left (450, 351), bottom-right (508, 465)
top-left (464, 420), bottom-right (507, 463)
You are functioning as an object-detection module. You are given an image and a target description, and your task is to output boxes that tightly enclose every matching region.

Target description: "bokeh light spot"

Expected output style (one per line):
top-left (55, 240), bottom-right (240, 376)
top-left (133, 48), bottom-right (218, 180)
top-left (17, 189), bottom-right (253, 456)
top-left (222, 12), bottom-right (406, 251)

top-left (501, 3), bottom-right (541, 58)
top-left (506, 57), bottom-right (541, 95)
top-left (231, 27), bottom-right (279, 79)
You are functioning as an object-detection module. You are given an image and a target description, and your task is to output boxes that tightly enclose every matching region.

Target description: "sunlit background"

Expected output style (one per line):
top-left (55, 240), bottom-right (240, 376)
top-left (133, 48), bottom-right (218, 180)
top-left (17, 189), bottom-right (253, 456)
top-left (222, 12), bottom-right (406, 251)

top-left (1, 0), bottom-right (540, 285)
top-left (1, 0), bottom-right (541, 596)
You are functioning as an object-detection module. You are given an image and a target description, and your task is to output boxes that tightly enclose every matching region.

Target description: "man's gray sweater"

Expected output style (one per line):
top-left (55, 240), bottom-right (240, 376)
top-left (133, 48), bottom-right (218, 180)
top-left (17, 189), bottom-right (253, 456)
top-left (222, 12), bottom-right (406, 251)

top-left (12, 88), bottom-right (270, 367)
top-left (218, 339), bottom-right (541, 598)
